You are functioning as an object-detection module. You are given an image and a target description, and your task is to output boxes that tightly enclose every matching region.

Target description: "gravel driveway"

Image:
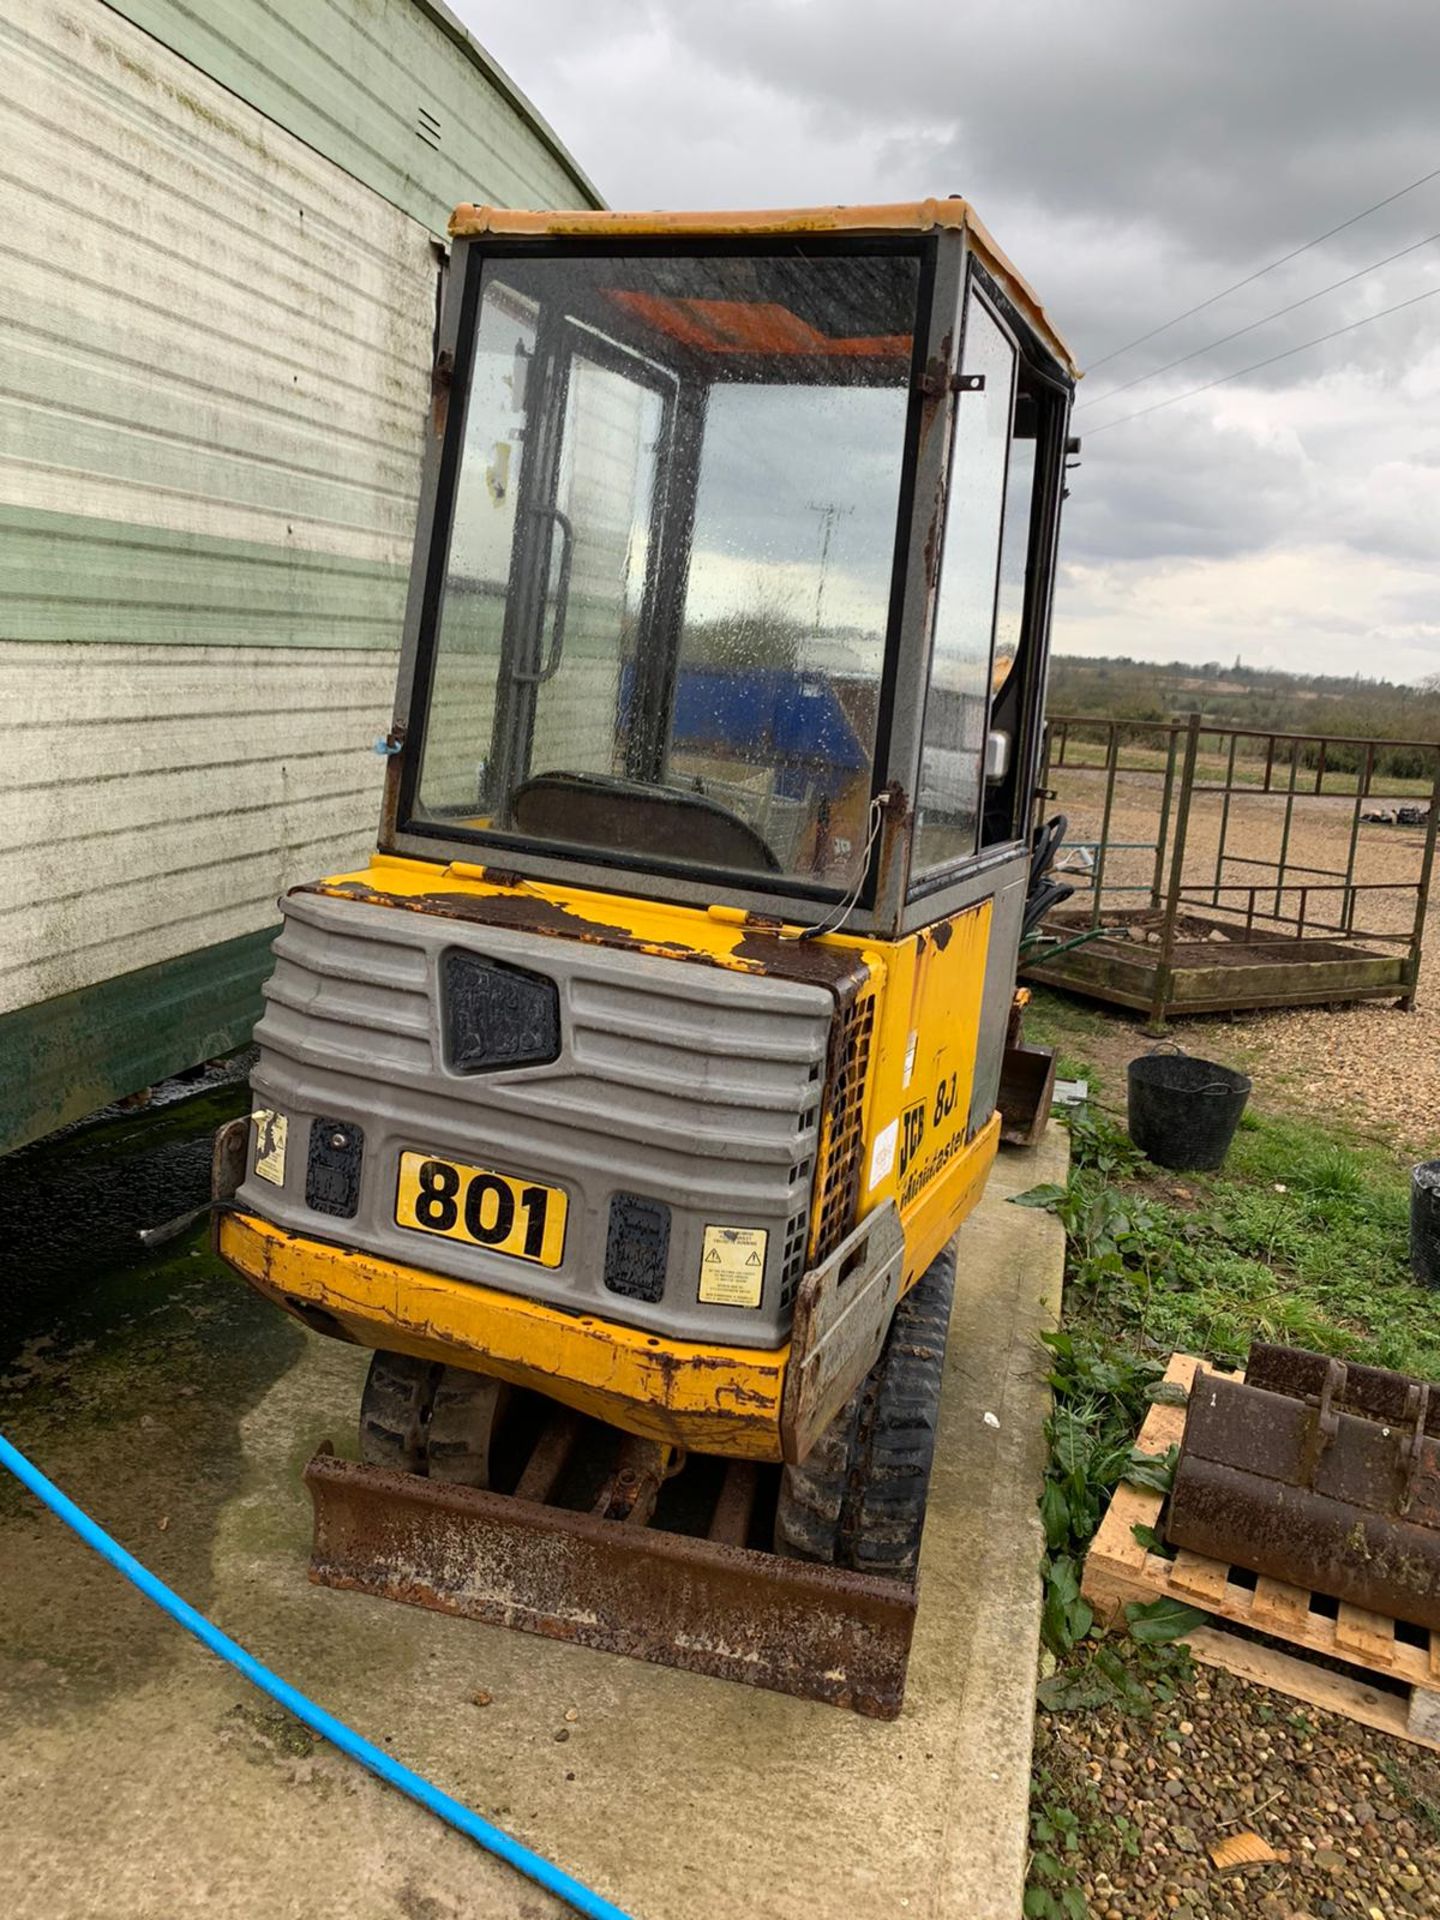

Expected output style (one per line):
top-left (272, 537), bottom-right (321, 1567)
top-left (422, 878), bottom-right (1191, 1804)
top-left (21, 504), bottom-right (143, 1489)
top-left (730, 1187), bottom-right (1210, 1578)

top-left (1037, 1651), bottom-right (1440, 1916)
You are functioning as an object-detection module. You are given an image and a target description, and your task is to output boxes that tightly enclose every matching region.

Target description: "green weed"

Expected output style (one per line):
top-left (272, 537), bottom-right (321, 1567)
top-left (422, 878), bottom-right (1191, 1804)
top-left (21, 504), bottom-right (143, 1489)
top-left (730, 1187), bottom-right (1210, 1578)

top-left (1378, 1755), bottom-right (1440, 1841)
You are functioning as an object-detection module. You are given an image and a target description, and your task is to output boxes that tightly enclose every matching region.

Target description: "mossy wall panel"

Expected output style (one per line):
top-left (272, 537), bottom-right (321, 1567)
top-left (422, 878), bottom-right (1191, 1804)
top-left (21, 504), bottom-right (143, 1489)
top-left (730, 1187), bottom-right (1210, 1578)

top-left (106, 0), bottom-right (600, 233)
top-left (1, 1), bottom-right (435, 572)
top-left (0, 642), bottom-right (396, 1018)
top-left (0, 0), bottom-right (596, 1151)
top-left (0, 928), bottom-right (280, 1156)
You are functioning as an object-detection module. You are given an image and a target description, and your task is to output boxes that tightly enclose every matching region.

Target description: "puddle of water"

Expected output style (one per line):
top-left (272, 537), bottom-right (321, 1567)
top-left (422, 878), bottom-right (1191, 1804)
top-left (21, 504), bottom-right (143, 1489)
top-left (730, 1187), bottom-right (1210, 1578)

top-left (0, 1075), bottom-right (250, 1365)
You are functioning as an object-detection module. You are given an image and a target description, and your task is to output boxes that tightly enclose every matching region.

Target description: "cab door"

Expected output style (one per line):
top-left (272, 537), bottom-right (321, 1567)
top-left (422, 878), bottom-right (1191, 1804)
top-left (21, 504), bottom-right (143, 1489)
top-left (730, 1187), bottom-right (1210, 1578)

top-left (487, 310), bottom-right (676, 811)
top-left (901, 269), bottom-right (1071, 1135)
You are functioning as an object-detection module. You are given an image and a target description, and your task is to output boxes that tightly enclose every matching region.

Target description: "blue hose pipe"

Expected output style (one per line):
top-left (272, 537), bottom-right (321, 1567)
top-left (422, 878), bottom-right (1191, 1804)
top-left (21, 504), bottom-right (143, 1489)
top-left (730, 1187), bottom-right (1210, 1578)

top-left (0, 1430), bottom-right (635, 1920)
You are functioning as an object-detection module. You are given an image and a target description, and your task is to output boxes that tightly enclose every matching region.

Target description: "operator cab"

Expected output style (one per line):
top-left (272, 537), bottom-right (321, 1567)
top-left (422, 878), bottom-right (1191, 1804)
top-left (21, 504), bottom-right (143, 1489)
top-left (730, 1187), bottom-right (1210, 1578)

top-left (391, 202), bottom-right (1075, 934)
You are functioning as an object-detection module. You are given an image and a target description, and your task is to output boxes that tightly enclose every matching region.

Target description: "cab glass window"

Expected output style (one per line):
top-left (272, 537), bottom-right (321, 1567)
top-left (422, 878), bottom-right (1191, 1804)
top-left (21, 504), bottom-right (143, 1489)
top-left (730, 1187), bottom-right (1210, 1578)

top-left (912, 289), bottom-right (1017, 876)
top-left (410, 246), bottom-right (924, 894)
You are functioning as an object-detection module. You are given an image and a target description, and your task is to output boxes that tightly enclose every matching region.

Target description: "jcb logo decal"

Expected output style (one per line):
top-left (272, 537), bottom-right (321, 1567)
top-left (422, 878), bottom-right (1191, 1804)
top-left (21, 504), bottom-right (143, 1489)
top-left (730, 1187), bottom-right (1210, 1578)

top-left (900, 1100), bottom-right (926, 1176)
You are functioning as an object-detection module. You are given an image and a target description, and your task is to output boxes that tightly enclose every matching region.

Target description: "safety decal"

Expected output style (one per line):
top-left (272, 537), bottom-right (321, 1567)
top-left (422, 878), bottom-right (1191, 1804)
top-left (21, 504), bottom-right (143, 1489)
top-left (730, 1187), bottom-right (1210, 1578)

top-left (868, 1118), bottom-right (898, 1191)
top-left (252, 1109), bottom-right (288, 1186)
top-left (698, 1225), bottom-right (767, 1308)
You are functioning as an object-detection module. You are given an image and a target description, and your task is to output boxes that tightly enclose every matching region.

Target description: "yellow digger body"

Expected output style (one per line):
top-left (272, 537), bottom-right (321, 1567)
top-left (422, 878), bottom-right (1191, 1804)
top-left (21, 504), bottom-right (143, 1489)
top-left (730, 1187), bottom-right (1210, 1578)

top-left (217, 200), bottom-right (1076, 1481)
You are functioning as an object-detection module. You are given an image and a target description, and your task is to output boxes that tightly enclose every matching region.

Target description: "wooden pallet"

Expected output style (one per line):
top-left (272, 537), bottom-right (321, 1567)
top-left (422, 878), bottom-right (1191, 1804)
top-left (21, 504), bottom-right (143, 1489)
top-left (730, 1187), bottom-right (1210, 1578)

top-left (1082, 1351), bottom-right (1440, 1753)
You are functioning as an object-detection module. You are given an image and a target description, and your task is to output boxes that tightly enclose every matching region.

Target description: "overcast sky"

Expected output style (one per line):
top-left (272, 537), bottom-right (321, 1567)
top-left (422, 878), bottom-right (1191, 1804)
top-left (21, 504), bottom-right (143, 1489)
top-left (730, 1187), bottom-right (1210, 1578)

top-left (461, 0), bottom-right (1440, 683)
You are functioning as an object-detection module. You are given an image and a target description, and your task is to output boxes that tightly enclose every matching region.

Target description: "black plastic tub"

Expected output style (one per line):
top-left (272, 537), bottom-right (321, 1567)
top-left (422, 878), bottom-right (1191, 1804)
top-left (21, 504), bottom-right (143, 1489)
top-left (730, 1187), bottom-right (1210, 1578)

top-left (1126, 1050), bottom-right (1252, 1172)
top-left (1412, 1161), bottom-right (1440, 1290)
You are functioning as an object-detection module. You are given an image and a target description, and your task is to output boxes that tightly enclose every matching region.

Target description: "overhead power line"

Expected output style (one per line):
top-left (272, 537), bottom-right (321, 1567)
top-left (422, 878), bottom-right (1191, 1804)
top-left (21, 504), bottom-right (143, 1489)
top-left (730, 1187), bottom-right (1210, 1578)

top-left (1084, 282), bottom-right (1440, 437)
top-left (1078, 227), bottom-right (1440, 411)
top-left (1086, 161), bottom-right (1440, 373)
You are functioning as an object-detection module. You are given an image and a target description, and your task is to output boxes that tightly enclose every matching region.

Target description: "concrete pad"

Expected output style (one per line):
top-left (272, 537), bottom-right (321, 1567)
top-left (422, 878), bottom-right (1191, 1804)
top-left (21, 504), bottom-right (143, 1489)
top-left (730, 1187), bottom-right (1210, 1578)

top-left (0, 1129), bottom-right (1066, 1920)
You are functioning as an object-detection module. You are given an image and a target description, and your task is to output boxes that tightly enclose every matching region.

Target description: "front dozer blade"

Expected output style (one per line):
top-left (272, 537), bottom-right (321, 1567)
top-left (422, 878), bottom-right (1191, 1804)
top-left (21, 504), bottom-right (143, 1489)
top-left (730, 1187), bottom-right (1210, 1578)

top-left (1168, 1343), bottom-right (1440, 1629)
top-left (304, 1445), bottom-right (917, 1718)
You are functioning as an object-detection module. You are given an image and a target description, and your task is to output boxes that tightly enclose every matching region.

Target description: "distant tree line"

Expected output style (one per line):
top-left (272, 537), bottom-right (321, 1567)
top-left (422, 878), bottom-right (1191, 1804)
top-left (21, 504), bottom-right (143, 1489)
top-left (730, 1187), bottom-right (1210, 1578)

top-left (1046, 655), bottom-right (1440, 780)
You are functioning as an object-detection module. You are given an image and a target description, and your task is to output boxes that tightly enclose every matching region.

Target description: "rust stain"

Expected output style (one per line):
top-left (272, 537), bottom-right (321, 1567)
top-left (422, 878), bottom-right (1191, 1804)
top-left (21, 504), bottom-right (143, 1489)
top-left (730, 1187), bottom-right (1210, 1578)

top-left (715, 1380), bottom-right (779, 1414)
top-left (304, 1442), bottom-right (918, 1716)
top-left (302, 880), bottom-right (875, 994)
top-left (918, 335), bottom-right (953, 595)
top-left (431, 348), bottom-right (454, 437)
top-left (304, 881), bottom-right (638, 946)
top-left (872, 781), bottom-right (912, 906)
top-left (730, 926), bottom-right (869, 991)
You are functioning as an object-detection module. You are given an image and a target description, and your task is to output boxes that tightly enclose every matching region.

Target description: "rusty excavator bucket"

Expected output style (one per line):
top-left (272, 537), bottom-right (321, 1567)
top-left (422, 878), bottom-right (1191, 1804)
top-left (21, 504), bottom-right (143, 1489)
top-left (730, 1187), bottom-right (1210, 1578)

top-left (1168, 1343), bottom-right (1440, 1629)
top-left (304, 1413), bottom-right (919, 1719)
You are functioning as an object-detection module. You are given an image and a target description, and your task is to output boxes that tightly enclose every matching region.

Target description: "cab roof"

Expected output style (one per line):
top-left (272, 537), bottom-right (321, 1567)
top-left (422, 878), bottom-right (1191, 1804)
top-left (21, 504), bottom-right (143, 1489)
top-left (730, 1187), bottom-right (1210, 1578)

top-left (448, 198), bottom-right (1079, 380)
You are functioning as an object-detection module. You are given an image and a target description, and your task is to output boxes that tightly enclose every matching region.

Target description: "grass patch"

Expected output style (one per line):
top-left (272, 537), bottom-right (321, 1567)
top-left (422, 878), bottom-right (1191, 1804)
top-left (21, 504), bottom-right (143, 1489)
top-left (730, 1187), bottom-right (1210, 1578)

top-left (1021, 990), bottom-right (1118, 1055)
top-left (1062, 1102), bottom-right (1439, 1378)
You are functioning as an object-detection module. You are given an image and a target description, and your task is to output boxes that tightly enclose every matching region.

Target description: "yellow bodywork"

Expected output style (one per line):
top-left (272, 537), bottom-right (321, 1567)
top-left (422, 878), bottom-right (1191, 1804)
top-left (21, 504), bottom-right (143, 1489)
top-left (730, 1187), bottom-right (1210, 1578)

top-left (220, 1209), bottom-right (790, 1459)
top-left (220, 853), bottom-right (1007, 1459)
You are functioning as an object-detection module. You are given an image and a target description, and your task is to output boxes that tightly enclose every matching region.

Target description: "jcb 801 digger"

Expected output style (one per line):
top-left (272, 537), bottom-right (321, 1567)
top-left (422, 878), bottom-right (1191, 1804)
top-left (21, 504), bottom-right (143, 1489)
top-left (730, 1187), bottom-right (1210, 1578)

top-left (216, 198), bottom-right (1076, 1703)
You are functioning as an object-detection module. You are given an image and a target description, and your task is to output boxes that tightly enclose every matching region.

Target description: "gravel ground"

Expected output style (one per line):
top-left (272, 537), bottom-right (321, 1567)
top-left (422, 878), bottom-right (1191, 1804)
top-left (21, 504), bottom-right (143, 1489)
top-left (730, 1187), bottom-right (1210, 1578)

top-left (1035, 1665), bottom-right (1440, 1918)
top-left (1048, 770), bottom-right (1440, 1153)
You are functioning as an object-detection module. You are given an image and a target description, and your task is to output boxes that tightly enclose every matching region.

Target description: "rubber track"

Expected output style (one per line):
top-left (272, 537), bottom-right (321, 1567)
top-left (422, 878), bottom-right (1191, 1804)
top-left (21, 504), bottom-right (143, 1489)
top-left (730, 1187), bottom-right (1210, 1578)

top-left (772, 1389), bottom-right (862, 1561)
top-left (773, 1241), bottom-right (956, 1576)
top-left (840, 1243), bottom-right (955, 1577)
top-left (358, 1350), bottom-right (442, 1474)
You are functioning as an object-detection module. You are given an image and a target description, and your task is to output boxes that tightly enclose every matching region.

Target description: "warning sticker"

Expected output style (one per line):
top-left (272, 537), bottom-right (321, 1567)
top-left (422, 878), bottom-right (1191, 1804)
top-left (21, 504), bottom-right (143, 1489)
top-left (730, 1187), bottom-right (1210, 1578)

top-left (698, 1225), bottom-right (768, 1308)
top-left (868, 1117), bottom-right (899, 1191)
top-left (252, 1109), bottom-right (288, 1186)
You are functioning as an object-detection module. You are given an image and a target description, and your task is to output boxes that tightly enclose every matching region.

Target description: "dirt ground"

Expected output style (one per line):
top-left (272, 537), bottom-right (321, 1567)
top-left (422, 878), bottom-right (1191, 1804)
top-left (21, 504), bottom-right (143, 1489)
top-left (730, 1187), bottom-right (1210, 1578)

top-left (1046, 769), bottom-right (1440, 1155)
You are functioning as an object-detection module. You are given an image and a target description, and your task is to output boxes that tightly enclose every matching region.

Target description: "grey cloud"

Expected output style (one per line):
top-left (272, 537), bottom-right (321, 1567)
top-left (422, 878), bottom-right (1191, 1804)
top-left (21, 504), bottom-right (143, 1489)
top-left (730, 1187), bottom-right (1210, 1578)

top-left (461, 0), bottom-right (1440, 679)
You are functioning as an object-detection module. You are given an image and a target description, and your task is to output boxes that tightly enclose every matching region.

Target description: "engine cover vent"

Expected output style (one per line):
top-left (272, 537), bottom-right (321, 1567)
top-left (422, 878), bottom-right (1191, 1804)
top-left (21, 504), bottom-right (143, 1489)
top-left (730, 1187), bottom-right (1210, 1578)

top-left (442, 950), bottom-right (560, 1074)
top-left (604, 1193), bottom-right (671, 1303)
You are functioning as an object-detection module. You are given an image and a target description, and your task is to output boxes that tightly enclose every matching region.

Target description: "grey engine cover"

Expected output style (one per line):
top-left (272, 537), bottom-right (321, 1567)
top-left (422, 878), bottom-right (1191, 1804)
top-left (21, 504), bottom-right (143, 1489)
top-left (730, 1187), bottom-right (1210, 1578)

top-left (237, 889), bottom-right (832, 1349)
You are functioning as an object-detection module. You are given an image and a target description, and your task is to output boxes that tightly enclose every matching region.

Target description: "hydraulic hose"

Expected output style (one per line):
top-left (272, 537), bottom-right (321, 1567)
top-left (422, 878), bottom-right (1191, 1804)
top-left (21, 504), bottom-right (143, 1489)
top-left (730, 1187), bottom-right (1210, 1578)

top-left (0, 1430), bottom-right (635, 1920)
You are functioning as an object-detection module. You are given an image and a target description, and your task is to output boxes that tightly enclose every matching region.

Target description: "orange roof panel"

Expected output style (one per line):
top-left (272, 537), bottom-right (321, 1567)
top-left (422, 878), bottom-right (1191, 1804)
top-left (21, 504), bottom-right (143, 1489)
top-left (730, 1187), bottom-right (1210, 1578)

top-left (448, 198), bottom-right (1079, 377)
top-left (605, 291), bottom-right (911, 361)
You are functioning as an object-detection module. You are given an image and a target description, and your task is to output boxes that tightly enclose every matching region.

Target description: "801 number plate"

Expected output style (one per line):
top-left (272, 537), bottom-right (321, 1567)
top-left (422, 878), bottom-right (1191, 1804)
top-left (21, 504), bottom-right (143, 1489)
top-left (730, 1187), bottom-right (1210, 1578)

top-left (394, 1150), bottom-right (567, 1268)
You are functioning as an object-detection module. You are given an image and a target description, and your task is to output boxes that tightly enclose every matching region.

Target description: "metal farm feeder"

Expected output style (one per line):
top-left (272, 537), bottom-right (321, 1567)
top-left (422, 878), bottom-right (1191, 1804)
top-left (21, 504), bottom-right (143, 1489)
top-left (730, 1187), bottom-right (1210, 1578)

top-left (1024, 712), bottom-right (1440, 1029)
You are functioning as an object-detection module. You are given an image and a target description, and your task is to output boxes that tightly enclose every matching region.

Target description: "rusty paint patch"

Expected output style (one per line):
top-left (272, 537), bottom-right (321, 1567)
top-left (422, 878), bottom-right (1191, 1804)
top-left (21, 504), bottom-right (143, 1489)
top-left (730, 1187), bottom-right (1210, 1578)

top-left (303, 881), bottom-right (640, 947)
top-left (870, 781), bottom-right (911, 910)
top-left (301, 880), bottom-right (875, 994)
top-left (729, 926), bottom-right (869, 991)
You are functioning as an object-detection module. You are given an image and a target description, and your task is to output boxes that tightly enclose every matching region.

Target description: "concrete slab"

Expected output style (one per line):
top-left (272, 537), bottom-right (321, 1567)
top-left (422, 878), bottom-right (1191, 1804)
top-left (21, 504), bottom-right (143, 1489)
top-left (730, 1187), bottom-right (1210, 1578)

top-left (0, 1129), bottom-right (1066, 1920)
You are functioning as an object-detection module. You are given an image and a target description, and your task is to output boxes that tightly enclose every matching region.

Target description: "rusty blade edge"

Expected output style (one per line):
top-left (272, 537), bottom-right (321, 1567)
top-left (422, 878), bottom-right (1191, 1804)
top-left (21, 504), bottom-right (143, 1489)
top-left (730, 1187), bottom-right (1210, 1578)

top-left (303, 1452), bottom-right (916, 1720)
top-left (1168, 1457), bottom-right (1440, 1631)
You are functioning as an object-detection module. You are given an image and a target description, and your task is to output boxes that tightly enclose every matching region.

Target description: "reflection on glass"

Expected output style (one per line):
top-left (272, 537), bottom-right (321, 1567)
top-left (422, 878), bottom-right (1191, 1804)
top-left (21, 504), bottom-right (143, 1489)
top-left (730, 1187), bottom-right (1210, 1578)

top-left (415, 249), bottom-right (921, 890)
top-left (913, 292), bottom-right (1017, 874)
top-left (991, 434), bottom-right (1036, 706)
